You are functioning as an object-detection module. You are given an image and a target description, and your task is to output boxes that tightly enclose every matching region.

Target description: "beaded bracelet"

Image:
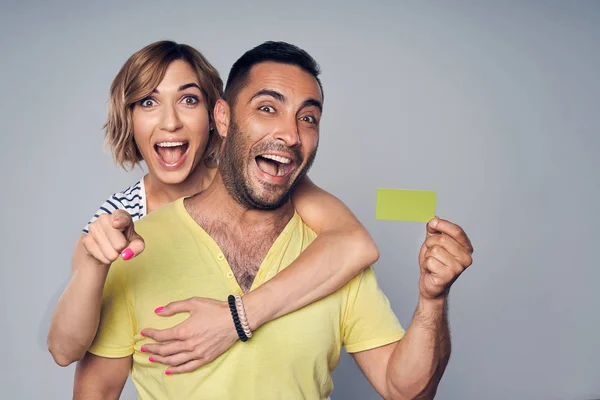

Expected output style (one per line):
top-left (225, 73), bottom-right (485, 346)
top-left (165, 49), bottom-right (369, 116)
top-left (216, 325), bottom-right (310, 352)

top-left (228, 295), bottom-right (248, 342)
top-left (234, 294), bottom-right (253, 339)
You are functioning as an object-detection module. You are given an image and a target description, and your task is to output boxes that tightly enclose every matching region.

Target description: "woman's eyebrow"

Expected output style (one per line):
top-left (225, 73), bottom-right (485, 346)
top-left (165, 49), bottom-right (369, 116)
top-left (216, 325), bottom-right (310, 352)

top-left (152, 83), bottom-right (201, 94)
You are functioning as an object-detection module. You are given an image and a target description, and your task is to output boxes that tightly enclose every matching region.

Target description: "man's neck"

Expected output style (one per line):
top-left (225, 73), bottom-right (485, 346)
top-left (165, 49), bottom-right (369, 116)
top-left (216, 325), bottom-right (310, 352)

top-left (186, 173), bottom-right (294, 233)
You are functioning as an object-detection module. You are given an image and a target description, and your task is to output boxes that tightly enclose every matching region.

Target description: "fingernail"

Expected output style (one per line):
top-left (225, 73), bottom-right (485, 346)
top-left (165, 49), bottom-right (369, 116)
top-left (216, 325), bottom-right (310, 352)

top-left (154, 306), bottom-right (164, 314)
top-left (430, 218), bottom-right (438, 228)
top-left (122, 248), bottom-right (134, 261)
top-left (165, 370), bottom-right (172, 375)
top-left (140, 332), bottom-right (146, 337)
top-left (149, 357), bottom-right (156, 362)
top-left (140, 347), bottom-right (146, 353)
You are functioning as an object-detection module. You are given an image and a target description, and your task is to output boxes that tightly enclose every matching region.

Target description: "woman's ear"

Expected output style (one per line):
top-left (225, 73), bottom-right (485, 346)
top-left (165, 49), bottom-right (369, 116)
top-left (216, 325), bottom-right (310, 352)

top-left (213, 99), bottom-right (230, 138)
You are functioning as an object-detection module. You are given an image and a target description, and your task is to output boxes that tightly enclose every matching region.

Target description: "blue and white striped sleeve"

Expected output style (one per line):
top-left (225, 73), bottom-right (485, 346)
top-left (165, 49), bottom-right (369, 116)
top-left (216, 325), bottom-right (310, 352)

top-left (82, 196), bottom-right (125, 234)
top-left (82, 181), bottom-right (145, 234)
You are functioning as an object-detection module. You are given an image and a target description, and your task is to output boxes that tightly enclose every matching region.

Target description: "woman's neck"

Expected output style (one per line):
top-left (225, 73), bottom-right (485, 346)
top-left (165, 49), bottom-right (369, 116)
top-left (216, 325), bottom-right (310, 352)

top-left (144, 162), bottom-right (216, 213)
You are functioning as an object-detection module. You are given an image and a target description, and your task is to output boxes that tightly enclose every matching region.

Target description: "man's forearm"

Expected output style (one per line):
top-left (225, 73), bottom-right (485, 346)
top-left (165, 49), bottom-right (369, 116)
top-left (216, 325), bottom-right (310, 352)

top-left (386, 297), bottom-right (451, 400)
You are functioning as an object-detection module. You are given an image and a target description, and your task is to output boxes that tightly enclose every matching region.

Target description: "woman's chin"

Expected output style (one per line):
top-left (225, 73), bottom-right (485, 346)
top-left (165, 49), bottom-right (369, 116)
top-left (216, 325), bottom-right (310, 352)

top-left (151, 164), bottom-right (193, 186)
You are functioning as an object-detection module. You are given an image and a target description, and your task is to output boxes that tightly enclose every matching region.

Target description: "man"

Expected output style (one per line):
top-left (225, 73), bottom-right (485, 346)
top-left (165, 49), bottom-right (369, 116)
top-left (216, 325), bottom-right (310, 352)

top-left (74, 41), bottom-right (473, 399)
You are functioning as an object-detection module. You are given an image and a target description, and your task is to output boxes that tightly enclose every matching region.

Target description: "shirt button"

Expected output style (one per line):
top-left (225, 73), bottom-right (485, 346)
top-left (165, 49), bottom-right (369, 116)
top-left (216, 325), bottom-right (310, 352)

top-left (226, 271), bottom-right (234, 279)
top-left (217, 253), bottom-right (225, 261)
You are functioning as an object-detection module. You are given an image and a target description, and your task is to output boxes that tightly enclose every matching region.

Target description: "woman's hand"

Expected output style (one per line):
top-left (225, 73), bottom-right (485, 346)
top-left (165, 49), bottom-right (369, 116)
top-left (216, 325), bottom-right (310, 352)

top-left (140, 297), bottom-right (239, 374)
top-left (83, 209), bottom-right (145, 265)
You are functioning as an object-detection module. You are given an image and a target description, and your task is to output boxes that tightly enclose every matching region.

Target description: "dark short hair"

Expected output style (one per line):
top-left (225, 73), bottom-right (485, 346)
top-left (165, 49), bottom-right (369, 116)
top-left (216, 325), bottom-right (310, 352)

top-left (224, 41), bottom-right (323, 107)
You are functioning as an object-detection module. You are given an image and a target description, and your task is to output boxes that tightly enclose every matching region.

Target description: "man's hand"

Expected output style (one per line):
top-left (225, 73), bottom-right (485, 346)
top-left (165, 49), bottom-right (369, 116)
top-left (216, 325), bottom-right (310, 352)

top-left (418, 217), bottom-right (473, 301)
top-left (83, 210), bottom-right (145, 265)
top-left (140, 297), bottom-right (239, 374)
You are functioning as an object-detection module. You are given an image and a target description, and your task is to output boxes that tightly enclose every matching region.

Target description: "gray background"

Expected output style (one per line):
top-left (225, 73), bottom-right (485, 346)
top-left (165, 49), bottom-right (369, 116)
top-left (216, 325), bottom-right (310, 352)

top-left (1, 1), bottom-right (598, 399)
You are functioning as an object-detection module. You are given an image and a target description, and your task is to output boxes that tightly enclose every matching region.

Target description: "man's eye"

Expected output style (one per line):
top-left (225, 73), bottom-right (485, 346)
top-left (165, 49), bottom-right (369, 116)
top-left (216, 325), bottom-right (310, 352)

top-left (182, 96), bottom-right (199, 106)
top-left (259, 105), bottom-right (275, 113)
top-left (300, 115), bottom-right (317, 124)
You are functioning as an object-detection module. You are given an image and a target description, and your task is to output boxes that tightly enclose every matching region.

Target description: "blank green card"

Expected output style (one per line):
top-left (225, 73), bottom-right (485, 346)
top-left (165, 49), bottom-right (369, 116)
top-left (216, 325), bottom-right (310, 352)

top-left (376, 188), bottom-right (437, 222)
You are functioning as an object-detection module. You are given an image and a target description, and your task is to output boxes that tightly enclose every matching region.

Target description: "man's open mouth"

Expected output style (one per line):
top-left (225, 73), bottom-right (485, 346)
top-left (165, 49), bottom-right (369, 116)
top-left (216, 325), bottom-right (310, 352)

top-left (255, 154), bottom-right (294, 177)
top-left (154, 141), bottom-right (190, 166)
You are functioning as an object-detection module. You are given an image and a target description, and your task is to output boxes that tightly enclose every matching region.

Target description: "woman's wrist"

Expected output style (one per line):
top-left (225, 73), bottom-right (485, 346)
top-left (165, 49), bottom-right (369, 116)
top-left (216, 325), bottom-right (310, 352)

top-left (73, 259), bottom-right (111, 290)
top-left (237, 288), bottom-right (277, 332)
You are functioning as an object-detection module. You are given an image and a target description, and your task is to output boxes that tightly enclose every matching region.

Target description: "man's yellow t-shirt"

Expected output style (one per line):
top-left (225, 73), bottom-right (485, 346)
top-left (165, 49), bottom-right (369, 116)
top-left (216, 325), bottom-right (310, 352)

top-left (89, 197), bottom-right (405, 399)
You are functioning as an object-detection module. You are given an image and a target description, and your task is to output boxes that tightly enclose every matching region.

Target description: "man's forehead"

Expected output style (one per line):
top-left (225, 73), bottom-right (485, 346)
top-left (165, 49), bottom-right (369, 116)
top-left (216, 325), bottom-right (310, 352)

top-left (244, 62), bottom-right (323, 101)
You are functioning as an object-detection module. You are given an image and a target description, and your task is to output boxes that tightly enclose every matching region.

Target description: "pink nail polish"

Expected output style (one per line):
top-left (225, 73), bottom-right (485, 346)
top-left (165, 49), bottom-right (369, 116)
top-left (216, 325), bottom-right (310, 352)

top-left (165, 370), bottom-right (172, 375)
top-left (149, 357), bottom-right (155, 362)
top-left (154, 306), bottom-right (164, 314)
top-left (122, 248), bottom-right (134, 261)
top-left (140, 332), bottom-right (146, 337)
top-left (140, 347), bottom-right (146, 353)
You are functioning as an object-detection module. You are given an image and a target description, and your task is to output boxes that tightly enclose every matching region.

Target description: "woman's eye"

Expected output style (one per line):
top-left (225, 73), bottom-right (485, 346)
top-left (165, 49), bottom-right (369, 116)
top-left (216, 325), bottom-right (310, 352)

top-left (140, 98), bottom-right (157, 108)
top-left (182, 96), bottom-right (199, 106)
top-left (259, 105), bottom-right (275, 113)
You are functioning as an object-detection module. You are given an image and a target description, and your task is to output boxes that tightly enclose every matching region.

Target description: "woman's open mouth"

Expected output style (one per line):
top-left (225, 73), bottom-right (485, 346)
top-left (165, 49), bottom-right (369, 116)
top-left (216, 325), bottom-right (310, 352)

top-left (154, 141), bottom-right (190, 168)
top-left (255, 153), bottom-right (294, 178)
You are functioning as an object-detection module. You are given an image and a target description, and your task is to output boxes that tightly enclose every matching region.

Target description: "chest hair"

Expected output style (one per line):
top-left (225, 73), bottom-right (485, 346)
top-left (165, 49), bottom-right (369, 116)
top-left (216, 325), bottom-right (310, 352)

top-left (198, 216), bottom-right (284, 292)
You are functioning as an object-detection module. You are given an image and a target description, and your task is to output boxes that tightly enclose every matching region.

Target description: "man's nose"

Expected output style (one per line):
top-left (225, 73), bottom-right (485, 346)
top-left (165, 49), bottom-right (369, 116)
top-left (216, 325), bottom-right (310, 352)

top-left (159, 104), bottom-right (183, 132)
top-left (273, 116), bottom-right (300, 147)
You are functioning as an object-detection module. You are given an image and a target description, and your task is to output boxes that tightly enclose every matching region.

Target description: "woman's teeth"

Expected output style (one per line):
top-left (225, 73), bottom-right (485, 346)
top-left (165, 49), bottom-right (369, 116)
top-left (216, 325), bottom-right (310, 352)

top-left (157, 141), bottom-right (186, 148)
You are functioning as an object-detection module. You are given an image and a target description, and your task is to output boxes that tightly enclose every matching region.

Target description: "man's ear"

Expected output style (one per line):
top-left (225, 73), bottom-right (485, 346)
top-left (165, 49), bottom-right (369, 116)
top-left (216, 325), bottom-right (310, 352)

top-left (213, 99), bottom-right (230, 138)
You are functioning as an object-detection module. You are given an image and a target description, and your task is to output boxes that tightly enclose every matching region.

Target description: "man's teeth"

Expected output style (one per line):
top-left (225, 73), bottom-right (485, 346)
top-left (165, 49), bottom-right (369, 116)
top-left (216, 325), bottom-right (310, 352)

top-left (157, 141), bottom-right (186, 147)
top-left (261, 154), bottom-right (291, 164)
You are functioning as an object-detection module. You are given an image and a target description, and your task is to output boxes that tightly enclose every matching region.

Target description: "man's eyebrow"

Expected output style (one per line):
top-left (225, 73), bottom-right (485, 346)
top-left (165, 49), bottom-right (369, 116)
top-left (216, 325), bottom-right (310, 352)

top-left (301, 98), bottom-right (323, 113)
top-left (249, 89), bottom-right (286, 104)
top-left (249, 90), bottom-right (322, 112)
top-left (152, 83), bottom-right (201, 94)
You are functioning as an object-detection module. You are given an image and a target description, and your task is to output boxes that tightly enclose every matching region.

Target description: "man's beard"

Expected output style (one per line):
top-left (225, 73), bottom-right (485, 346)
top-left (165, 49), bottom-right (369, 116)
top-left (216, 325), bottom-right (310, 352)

top-left (219, 119), bottom-right (317, 210)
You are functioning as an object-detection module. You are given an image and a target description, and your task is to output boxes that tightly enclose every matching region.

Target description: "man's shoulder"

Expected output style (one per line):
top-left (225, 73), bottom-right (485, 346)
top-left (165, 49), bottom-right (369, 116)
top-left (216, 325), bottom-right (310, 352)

top-left (111, 200), bottom-right (186, 272)
top-left (127, 199), bottom-right (188, 258)
top-left (134, 198), bottom-right (182, 232)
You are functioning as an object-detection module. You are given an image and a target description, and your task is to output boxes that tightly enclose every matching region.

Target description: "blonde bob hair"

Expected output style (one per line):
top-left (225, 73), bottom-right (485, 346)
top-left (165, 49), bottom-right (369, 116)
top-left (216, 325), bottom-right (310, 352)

top-left (104, 41), bottom-right (223, 170)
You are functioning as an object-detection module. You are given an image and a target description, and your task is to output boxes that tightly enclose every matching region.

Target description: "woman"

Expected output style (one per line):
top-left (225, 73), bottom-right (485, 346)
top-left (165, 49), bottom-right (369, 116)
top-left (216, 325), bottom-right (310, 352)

top-left (47, 41), bottom-right (379, 372)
